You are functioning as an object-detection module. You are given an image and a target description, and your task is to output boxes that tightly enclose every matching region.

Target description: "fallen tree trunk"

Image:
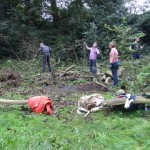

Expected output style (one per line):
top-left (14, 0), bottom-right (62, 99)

top-left (104, 96), bottom-right (150, 107)
top-left (0, 96), bottom-right (149, 107)
top-left (0, 99), bottom-right (27, 105)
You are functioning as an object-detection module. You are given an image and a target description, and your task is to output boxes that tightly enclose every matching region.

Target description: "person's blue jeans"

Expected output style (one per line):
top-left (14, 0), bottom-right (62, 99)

top-left (89, 59), bottom-right (97, 74)
top-left (110, 62), bottom-right (119, 86)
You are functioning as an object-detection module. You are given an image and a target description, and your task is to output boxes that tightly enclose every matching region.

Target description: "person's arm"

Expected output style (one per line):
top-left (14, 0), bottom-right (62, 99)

top-left (130, 44), bottom-right (135, 52)
top-left (49, 47), bottom-right (51, 55)
top-left (129, 46), bottom-right (132, 51)
top-left (97, 49), bottom-right (100, 55)
top-left (84, 42), bottom-right (91, 50)
top-left (38, 47), bottom-right (42, 53)
top-left (129, 46), bottom-right (135, 52)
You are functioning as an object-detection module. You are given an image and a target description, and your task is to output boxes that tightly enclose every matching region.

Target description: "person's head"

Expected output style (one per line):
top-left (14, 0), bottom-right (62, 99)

top-left (93, 42), bottom-right (97, 48)
top-left (135, 37), bottom-right (140, 43)
top-left (109, 41), bottom-right (116, 49)
top-left (40, 43), bottom-right (44, 47)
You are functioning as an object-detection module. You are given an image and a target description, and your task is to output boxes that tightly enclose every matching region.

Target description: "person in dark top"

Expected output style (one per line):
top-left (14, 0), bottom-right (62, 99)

top-left (130, 37), bottom-right (143, 59)
top-left (38, 43), bottom-right (51, 72)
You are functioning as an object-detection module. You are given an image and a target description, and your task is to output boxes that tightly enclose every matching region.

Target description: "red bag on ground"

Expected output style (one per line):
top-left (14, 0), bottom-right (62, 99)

top-left (27, 96), bottom-right (53, 115)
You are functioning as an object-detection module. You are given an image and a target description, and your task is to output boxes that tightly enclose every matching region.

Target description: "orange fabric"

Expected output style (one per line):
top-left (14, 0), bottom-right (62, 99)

top-left (27, 96), bottom-right (53, 115)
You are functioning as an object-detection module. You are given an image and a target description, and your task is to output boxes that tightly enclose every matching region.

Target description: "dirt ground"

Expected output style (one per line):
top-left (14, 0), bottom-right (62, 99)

top-left (0, 70), bottom-right (109, 115)
top-left (0, 68), bottom-right (150, 119)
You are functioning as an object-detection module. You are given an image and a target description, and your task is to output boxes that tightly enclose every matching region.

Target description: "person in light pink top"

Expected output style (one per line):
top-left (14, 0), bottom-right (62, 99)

top-left (109, 42), bottom-right (119, 86)
top-left (84, 42), bottom-right (100, 74)
top-left (109, 47), bottom-right (119, 63)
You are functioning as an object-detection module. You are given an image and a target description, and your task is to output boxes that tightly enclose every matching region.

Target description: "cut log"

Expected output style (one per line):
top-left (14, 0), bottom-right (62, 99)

top-left (105, 70), bottom-right (112, 78)
top-left (104, 96), bottom-right (150, 107)
top-left (0, 96), bottom-right (149, 109)
top-left (0, 99), bottom-right (27, 105)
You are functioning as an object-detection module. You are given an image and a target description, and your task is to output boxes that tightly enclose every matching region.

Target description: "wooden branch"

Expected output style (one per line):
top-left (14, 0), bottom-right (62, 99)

top-left (60, 65), bottom-right (76, 77)
top-left (51, 58), bottom-right (60, 67)
top-left (101, 75), bottom-right (107, 81)
top-left (93, 78), bottom-right (108, 89)
top-left (104, 96), bottom-right (150, 107)
top-left (105, 77), bottom-right (112, 84)
top-left (0, 99), bottom-right (27, 105)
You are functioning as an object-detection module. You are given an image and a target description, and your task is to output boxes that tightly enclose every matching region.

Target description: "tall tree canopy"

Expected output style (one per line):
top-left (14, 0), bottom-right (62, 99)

top-left (0, 0), bottom-right (149, 60)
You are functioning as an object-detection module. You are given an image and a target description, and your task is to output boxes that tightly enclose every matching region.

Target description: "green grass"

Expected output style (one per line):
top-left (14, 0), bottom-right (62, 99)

top-left (0, 58), bottom-right (150, 150)
top-left (0, 106), bottom-right (150, 150)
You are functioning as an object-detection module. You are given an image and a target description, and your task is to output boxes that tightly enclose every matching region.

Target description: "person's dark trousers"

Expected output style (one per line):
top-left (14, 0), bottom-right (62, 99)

top-left (111, 62), bottom-right (119, 86)
top-left (89, 59), bottom-right (97, 74)
top-left (133, 52), bottom-right (140, 59)
top-left (42, 53), bottom-right (51, 72)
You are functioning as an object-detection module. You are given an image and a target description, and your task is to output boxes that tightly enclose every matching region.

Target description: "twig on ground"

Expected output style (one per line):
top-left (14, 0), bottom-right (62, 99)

top-left (51, 58), bottom-right (61, 67)
top-left (59, 65), bottom-right (76, 78)
top-left (93, 78), bottom-right (108, 89)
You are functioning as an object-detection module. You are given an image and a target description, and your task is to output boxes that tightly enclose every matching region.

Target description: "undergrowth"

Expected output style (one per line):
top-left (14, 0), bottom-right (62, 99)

top-left (0, 56), bottom-right (150, 150)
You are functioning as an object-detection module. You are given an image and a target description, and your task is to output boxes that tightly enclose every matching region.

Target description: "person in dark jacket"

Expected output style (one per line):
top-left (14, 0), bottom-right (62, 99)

top-left (130, 38), bottom-right (143, 60)
top-left (38, 43), bottom-right (51, 72)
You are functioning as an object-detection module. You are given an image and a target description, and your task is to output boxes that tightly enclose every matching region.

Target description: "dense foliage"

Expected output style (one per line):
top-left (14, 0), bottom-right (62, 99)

top-left (0, 0), bottom-right (150, 61)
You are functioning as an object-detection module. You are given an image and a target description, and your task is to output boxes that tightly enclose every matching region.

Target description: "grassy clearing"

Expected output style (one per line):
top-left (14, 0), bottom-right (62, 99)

top-left (0, 58), bottom-right (150, 150)
top-left (0, 106), bottom-right (150, 150)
